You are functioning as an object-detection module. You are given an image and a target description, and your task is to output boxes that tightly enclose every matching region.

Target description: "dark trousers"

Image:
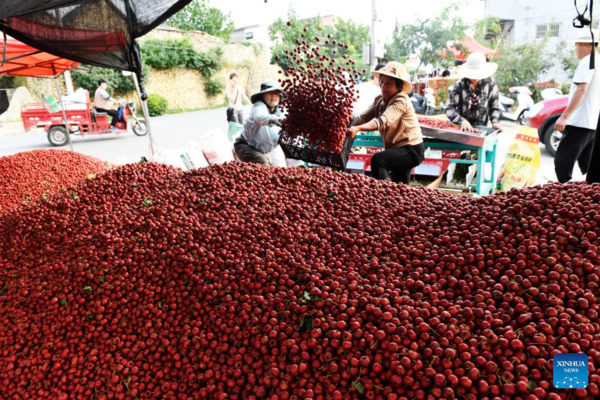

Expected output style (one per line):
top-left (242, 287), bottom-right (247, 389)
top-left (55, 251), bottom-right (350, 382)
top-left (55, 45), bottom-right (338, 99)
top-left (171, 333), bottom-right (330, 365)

top-left (231, 110), bottom-right (244, 124)
top-left (96, 108), bottom-right (119, 127)
top-left (371, 143), bottom-right (425, 184)
top-left (234, 136), bottom-right (271, 165)
top-left (554, 125), bottom-right (596, 183)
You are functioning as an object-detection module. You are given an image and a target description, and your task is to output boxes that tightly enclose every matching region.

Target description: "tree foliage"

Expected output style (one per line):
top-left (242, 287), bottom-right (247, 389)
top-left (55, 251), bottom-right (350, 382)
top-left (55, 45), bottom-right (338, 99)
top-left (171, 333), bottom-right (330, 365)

top-left (147, 93), bottom-right (169, 116)
top-left (141, 38), bottom-right (224, 78)
top-left (167, 0), bottom-right (234, 42)
top-left (269, 8), bottom-right (370, 73)
top-left (556, 40), bottom-right (579, 76)
top-left (204, 77), bottom-right (225, 97)
top-left (71, 66), bottom-right (144, 95)
top-left (384, 3), bottom-right (467, 70)
top-left (473, 16), bottom-right (502, 47)
top-left (492, 39), bottom-right (553, 101)
top-left (269, 9), bottom-right (328, 71)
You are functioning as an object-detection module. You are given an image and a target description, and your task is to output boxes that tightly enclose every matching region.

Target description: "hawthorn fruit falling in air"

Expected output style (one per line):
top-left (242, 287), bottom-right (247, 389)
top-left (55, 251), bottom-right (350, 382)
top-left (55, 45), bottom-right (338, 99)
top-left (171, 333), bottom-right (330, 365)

top-left (278, 24), bottom-right (365, 154)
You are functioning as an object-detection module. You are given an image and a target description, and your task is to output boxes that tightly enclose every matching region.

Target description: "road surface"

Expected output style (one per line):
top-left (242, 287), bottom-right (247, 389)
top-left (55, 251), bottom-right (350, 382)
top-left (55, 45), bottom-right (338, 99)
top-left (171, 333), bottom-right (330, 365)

top-left (0, 106), bottom-right (585, 184)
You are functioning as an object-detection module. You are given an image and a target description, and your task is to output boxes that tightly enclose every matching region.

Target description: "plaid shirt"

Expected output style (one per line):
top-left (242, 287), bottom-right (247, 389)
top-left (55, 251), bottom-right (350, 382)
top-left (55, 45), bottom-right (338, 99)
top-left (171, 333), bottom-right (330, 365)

top-left (445, 77), bottom-right (501, 126)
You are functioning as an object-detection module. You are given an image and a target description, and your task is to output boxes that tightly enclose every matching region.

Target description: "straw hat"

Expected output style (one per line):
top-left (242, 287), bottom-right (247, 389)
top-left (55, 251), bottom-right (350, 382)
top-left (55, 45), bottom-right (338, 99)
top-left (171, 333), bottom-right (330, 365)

top-left (372, 62), bottom-right (412, 94)
top-left (572, 29), bottom-right (599, 44)
top-left (250, 80), bottom-right (285, 104)
top-left (458, 52), bottom-right (498, 80)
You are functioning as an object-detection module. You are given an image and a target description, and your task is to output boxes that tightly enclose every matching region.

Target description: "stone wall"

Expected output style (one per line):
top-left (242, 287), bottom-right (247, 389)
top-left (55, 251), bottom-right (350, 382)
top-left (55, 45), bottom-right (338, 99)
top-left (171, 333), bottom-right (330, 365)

top-left (25, 75), bottom-right (68, 103)
top-left (140, 28), bottom-right (280, 110)
top-left (17, 28), bottom-right (280, 112)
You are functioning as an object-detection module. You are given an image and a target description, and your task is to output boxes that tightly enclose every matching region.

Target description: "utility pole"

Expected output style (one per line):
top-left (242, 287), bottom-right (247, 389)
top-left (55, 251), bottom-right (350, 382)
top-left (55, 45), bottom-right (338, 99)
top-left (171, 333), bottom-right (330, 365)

top-left (370, 0), bottom-right (378, 67)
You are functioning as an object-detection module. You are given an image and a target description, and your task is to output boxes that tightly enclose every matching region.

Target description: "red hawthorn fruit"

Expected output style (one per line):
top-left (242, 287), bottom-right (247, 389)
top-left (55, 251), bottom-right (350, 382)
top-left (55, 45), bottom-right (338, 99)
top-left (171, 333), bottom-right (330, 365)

top-left (0, 163), bottom-right (599, 399)
top-left (0, 149), bottom-right (108, 216)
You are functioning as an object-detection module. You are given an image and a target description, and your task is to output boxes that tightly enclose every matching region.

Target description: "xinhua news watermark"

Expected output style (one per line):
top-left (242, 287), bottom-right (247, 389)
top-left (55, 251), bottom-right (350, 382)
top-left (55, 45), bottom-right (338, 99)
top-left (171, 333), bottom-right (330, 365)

top-left (553, 353), bottom-right (588, 389)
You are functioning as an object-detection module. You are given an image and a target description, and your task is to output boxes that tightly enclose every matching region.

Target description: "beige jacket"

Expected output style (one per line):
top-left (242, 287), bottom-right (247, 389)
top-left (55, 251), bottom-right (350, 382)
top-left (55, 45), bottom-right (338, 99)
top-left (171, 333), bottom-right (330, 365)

top-left (94, 88), bottom-right (113, 110)
top-left (354, 92), bottom-right (423, 149)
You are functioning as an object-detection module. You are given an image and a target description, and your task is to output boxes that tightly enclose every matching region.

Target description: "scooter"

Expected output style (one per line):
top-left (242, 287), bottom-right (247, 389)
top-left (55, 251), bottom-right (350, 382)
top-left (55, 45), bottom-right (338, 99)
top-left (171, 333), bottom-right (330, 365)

top-left (410, 88), bottom-right (436, 115)
top-left (499, 86), bottom-right (534, 125)
top-left (540, 87), bottom-right (563, 100)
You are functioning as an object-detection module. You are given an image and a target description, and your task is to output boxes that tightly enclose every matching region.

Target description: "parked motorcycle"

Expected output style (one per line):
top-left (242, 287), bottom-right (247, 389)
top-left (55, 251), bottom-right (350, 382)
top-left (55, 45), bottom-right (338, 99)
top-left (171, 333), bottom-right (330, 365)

top-left (540, 87), bottom-right (563, 100)
top-left (410, 88), bottom-right (436, 115)
top-left (499, 86), bottom-right (534, 125)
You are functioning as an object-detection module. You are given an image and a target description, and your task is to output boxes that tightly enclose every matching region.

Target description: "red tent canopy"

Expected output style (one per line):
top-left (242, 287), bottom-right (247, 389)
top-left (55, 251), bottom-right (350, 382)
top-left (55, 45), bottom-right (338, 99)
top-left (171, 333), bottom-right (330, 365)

top-left (447, 36), bottom-right (499, 61)
top-left (0, 36), bottom-right (79, 77)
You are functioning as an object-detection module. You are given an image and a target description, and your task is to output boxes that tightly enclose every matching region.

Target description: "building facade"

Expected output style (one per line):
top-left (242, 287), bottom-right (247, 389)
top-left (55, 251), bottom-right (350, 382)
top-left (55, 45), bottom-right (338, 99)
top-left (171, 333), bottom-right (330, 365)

top-left (484, 0), bottom-right (598, 83)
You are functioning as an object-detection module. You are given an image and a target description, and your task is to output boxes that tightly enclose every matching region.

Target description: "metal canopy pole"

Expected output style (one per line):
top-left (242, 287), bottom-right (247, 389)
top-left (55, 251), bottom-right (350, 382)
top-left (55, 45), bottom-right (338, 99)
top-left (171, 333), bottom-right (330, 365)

top-left (53, 68), bottom-right (74, 152)
top-left (132, 72), bottom-right (155, 156)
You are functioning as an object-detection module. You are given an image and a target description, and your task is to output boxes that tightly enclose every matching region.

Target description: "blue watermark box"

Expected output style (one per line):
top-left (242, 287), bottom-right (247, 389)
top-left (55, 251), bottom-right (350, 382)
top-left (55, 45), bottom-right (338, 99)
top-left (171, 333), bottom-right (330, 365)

top-left (553, 353), bottom-right (588, 389)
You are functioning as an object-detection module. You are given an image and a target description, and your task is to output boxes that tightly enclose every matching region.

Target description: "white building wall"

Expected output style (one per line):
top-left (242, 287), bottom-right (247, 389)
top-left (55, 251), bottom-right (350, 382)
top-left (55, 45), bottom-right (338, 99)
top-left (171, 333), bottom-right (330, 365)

top-left (484, 0), bottom-right (598, 83)
top-left (231, 25), bottom-right (273, 60)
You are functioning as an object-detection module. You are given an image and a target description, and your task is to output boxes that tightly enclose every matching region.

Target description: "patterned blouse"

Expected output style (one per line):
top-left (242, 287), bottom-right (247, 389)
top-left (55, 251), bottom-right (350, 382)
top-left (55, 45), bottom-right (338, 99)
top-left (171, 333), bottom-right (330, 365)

top-left (445, 77), bottom-right (501, 126)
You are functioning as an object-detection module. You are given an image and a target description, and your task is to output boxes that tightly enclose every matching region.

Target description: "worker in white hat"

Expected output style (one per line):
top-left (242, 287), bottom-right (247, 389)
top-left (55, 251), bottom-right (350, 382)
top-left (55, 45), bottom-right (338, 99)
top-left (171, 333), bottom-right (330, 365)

top-left (445, 52), bottom-right (504, 133)
top-left (554, 29), bottom-right (600, 183)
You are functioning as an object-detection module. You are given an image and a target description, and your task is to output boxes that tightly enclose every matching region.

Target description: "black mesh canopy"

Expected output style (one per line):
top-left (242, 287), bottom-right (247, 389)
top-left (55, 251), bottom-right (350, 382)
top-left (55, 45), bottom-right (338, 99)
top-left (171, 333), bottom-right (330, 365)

top-left (0, 0), bottom-right (193, 98)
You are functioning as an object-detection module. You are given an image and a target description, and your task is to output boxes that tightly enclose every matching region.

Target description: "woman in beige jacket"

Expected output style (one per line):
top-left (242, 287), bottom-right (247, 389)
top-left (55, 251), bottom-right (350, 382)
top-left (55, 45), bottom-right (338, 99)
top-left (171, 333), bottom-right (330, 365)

top-left (349, 62), bottom-right (424, 184)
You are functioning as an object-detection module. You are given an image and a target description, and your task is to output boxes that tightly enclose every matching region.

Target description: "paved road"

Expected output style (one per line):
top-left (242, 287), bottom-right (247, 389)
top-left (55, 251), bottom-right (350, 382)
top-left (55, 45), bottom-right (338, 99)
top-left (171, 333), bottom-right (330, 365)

top-left (0, 105), bottom-right (246, 165)
top-left (0, 106), bottom-right (585, 184)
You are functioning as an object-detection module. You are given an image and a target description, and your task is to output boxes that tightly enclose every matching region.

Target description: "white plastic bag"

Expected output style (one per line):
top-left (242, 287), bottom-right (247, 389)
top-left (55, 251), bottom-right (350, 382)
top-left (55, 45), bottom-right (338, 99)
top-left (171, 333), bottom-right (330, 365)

top-left (285, 158), bottom-right (305, 168)
top-left (152, 141), bottom-right (210, 171)
top-left (152, 146), bottom-right (188, 170)
top-left (181, 141), bottom-right (210, 170)
top-left (199, 129), bottom-right (236, 165)
top-left (269, 146), bottom-right (287, 167)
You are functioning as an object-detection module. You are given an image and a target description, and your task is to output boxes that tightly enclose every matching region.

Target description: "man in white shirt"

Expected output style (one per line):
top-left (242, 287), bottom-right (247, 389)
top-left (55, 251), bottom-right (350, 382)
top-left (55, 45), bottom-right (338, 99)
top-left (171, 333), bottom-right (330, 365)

top-left (555, 29), bottom-right (600, 183)
top-left (94, 79), bottom-right (119, 130)
top-left (225, 73), bottom-right (251, 124)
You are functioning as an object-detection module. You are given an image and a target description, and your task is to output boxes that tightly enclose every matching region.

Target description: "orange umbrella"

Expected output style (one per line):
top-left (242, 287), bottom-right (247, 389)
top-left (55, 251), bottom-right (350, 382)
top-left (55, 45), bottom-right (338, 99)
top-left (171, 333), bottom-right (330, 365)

top-left (0, 36), bottom-right (79, 77)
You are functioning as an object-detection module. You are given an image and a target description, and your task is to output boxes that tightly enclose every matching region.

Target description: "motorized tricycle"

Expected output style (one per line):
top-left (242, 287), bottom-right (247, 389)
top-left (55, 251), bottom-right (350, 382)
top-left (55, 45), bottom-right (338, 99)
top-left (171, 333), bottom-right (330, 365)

top-left (21, 90), bottom-right (147, 146)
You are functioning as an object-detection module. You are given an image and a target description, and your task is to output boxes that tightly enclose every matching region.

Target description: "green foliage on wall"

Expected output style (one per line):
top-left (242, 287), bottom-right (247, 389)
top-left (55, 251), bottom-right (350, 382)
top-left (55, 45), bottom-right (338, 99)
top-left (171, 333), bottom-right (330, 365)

top-left (141, 38), bottom-right (224, 78)
top-left (205, 77), bottom-right (225, 97)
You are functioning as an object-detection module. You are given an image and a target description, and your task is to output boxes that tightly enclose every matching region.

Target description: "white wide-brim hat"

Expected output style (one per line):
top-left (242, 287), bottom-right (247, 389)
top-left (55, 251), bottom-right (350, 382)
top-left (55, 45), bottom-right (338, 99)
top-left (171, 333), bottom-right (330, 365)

top-left (458, 52), bottom-right (498, 80)
top-left (571, 28), bottom-right (599, 44)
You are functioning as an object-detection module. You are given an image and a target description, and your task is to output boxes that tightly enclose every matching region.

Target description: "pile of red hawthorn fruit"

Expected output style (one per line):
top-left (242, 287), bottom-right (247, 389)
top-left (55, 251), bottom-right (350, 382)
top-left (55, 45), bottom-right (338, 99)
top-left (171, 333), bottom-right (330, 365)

top-left (417, 117), bottom-right (484, 135)
top-left (0, 149), bottom-right (108, 217)
top-left (278, 29), bottom-right (362, 154)
top-left (0, 158), bottom-right (599, 399)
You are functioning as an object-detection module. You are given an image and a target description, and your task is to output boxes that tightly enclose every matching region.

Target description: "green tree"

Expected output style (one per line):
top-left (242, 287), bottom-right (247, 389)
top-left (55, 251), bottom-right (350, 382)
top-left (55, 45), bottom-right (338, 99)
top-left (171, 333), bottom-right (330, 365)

top-left (330, 17), bottom-right (369, 57)
top-left (269, 8), bottom-right (329, 70)
top-left (328, 17), bottom-right (370, 74)
top-left (473, 16), bottom-right (502, 47)
top-left (167, 0), bottom-right (234, 42)
top-left (384, 3), bottom-right (467, 71)
top-left (556, 40), bottom-right (579, 76)
top-left (269, 8), bottom-right (370, 75)
top-left (71, 65), bottom-right (150, 95)
top-left (492, 39), bottom-right (553, 101)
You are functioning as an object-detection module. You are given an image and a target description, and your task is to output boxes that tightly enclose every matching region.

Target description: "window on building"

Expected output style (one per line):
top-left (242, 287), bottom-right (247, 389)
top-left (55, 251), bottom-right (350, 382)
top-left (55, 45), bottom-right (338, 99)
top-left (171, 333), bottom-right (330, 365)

top-left (536, 24), bottom-right (547, 39)
top-left (245, 32), bottom-right (253, 40)
top-left (536, 23), bottom-right (561, 38)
